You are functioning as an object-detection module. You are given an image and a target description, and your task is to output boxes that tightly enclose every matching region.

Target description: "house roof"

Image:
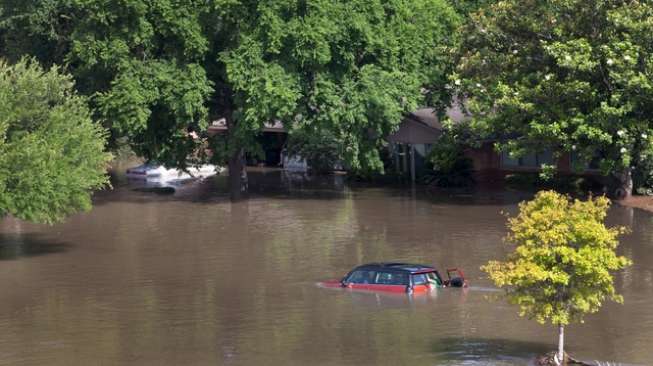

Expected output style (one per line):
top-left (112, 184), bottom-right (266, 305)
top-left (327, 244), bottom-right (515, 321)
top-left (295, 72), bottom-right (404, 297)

top-left (388, 103), bottom-right (470, 145)
top-left (206, 102), bottom-right (470, 143)
top-left (409, 102), bottom-right (470, 129)
top-left (409, 108), bottom-right (442, 129)
top-left (387, 114), bottom-right (442, 144)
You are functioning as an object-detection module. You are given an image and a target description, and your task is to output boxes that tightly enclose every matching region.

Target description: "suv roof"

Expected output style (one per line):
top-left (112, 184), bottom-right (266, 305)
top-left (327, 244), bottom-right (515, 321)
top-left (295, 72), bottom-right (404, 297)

top-left (352, 262), bottom-right (436, 274)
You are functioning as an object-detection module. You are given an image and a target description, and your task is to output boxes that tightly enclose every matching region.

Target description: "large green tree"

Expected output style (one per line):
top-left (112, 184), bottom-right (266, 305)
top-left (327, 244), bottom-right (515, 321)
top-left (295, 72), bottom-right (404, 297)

top-left (483, 191), bottom-right (630, 364)
top-left (1, 0), bottom-right (460, 200)
top-left (449, 0), bottom-right (495, 16)
top-left (0, 59), bottom-right (111, 224)
top-left (457, 0), bottom-right (653, 198)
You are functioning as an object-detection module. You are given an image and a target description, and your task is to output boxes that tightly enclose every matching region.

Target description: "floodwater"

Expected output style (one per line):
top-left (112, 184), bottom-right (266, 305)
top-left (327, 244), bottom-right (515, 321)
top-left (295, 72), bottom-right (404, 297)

top-left (0, 169), bottom-right (652, 366)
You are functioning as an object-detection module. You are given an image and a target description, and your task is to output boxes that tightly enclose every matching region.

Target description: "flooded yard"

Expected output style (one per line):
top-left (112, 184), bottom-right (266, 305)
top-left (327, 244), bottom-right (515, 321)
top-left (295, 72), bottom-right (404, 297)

top-left (0, 171), bottom-right (651, 365)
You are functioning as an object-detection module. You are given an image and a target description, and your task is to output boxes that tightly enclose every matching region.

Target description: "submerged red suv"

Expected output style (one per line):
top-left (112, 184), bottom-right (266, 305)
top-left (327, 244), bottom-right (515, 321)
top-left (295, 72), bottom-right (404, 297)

top-left (322, 262), bottom-right (467, 294)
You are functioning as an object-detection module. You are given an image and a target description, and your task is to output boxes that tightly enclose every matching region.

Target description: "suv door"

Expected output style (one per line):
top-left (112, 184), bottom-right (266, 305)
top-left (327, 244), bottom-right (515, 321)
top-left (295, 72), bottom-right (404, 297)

top-left (369, 271), bottom-right (409, 293)
top-left (344, 270), bottom-right (377, 291)
top-left (410, 273), bottom-right (432, 293)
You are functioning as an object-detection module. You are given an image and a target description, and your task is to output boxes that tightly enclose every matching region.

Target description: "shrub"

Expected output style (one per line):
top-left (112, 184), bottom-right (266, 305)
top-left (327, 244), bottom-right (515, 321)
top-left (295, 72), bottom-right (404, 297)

top-left (427, 128), bottom-right (475, 187)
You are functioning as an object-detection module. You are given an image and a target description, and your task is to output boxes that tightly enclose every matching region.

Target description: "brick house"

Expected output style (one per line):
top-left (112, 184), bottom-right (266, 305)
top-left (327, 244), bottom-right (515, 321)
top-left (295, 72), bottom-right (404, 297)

top-left (389, 105), bottom-right (602, 182)
top-left (464, 142), bottom-right (600, 181)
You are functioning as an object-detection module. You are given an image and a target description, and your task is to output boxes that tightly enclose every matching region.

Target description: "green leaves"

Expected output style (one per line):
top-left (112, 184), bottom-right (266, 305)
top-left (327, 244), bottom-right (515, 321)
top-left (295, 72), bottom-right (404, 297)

top-left (219, 0), bottom-right (460, 176)
top-left (0, 59), bottom-right (111, 224)
top-left (545, 39), bottom-right (598, 72)
top-left (459, 0), bottom-right (653, 187)
top-left (222, 37), bottom-right (301, 128)
top-left (96, 60), bottom-right (212, 168)
top-left (2, 0), bottom-right (460, 183)
top-left (482, 191), bottom-right (631, 326)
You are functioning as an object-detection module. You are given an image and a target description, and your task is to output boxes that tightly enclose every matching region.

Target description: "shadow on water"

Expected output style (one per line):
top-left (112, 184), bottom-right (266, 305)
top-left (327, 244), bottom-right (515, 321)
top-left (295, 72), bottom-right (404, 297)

top-left (96, 168), bottom-right (533, 207)
top-left (432, 337), bottom-right (550, 365)
top-left (0, 233), bottom-right (72, 260)
top-left (103, 166), bottom-right (653, 214)
top-left (398, 186), bottom-right (532, 206)
top-left (94, 169), bottom-right (349, 206)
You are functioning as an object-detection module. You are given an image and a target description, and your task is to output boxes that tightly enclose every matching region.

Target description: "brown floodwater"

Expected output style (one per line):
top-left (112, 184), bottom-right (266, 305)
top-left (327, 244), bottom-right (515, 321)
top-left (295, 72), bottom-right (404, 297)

top-left (0, 170), bottom-right (651, 365)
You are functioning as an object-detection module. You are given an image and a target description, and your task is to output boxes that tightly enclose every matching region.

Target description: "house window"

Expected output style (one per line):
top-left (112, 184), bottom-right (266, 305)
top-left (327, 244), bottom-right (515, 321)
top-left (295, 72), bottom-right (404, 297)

top-left (538, 150), bottom-right (554, 165)
top-left (570, 151), bottom-right (602, 171)
top-left (414, 144), bottom-right (427, 157)
top-left (502, 152), bottom-right (520, 167)
top-left (501, 149), bottom-right (554, 168)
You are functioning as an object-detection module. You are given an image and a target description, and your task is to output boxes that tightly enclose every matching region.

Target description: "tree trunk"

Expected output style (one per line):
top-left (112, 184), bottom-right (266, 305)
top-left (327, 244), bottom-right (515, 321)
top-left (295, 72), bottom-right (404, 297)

top-left (410, 144), bottom-right (416, 183)
top-left (225, 105), bottom-right (248, 202)
top-left (228, 148), bottom-right (248, 201)
top-left (556, 324), bottom-right (564, 366)
top-left (614, 167), bottom-right (633, 200)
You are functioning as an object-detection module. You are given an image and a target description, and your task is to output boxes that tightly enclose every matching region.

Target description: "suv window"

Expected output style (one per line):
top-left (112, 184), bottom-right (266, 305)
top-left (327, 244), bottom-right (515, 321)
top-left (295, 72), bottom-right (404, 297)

top-left (426, 272), bottom-right (442, 286)
top-left (374, 271), bottom-right (409, 285)
top-left (412, 273), bottom-right (428, 285)
top-left (346, 270), bottom-right (376, 284)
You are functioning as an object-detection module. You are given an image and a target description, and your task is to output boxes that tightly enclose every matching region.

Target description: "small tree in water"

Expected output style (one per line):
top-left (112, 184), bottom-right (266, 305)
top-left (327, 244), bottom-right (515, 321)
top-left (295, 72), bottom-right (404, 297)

top-left (482, 191), bottom-right (631, 365)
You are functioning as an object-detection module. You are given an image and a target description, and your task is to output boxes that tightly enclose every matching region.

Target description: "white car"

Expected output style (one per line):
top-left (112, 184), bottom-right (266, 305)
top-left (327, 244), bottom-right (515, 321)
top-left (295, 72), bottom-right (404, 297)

top-left (126, 163), bottom-right (220, 184)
